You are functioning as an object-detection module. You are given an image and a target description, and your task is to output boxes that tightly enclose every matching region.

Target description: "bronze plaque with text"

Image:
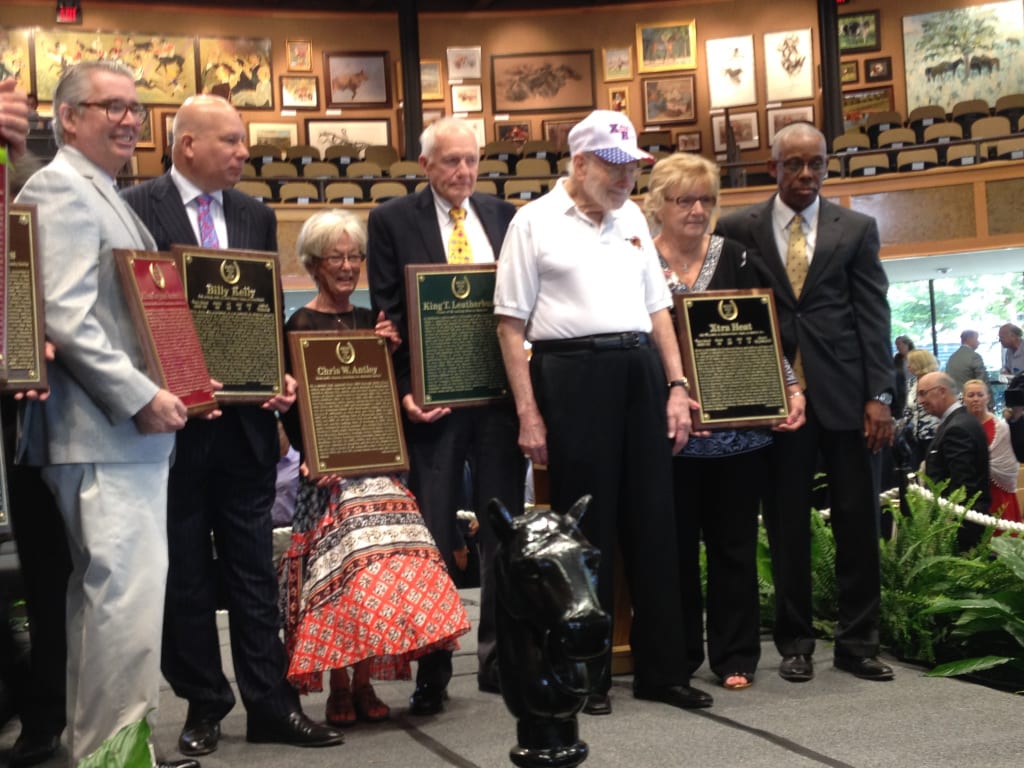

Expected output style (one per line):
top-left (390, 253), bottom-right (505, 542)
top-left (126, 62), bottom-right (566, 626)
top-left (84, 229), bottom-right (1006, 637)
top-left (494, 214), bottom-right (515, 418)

top-left (114, 250), bottom-right (218, 416)
top-left (673, 288), bottom-right (788, 430)
top-left (288, 330), bottom-right (408, 479)
top-left (173, 245), bottom-right (285, 404)
top-left (405, 263), bottom-right (509, 408)
top-left (1, 205), bottom-right (47, 393)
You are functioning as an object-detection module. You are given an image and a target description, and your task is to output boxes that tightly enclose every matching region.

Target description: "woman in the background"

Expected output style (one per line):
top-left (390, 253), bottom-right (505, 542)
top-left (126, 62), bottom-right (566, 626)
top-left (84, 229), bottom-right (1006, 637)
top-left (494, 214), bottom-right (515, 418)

top-left (280, 209), bottom-right (470, 726)
top-left (962, 379), bottom-right (1022, 531)
top-left (903, 349), bottom-right (940, 469)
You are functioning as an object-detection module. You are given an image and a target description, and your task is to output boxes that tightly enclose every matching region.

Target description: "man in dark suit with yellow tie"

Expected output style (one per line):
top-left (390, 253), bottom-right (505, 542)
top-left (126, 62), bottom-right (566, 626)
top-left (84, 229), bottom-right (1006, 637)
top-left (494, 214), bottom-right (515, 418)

top-left (716, 122), bottom-right (895, 683)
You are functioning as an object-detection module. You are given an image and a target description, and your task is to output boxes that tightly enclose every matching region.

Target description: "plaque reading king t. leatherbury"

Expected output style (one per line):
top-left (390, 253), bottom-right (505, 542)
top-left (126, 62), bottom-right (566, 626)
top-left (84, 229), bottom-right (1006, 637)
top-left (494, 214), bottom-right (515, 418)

top-left (1, 205), bottom-right (47, 393)
top-left (114, 250), bottom-right (218, 416)
top-left (288, 330), bottom-right (408, 479)
top-left (674, 288), bottom-right (788, 430)
top-left (173, 245), bottom-right (285, 404)
top-left (405, 263), bottom-right (509, 408)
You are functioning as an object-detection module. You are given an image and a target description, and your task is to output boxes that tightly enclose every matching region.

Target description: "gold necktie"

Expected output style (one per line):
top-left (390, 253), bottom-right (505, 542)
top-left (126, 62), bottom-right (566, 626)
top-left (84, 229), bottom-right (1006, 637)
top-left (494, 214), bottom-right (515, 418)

top-left (786, 214), bottom-right (808, 389)
top-left (448, 206), bottom-right (472, 264)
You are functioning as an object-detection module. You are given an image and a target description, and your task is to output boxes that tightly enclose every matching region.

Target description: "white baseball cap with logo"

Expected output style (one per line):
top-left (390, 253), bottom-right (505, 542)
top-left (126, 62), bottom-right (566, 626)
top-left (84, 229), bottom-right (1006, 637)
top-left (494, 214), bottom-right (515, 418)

top-left (568, 110), bottom-right (654, 164)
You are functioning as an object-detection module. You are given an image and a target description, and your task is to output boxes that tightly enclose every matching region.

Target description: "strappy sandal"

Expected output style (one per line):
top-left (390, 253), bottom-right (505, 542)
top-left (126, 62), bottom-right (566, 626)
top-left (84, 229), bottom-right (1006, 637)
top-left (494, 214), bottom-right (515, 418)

top-left (353, 685), bottom-right (391, 722)
top-left (325, 687), bottom-right (357, 726)
top-left (722, 673), bottom-right (754, 690)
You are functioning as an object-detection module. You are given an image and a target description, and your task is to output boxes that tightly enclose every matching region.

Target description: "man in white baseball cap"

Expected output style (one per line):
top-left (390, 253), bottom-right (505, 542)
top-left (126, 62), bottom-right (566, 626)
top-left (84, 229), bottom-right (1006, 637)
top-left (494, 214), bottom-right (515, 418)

top-left (493, 110), bottom-right (711, 716)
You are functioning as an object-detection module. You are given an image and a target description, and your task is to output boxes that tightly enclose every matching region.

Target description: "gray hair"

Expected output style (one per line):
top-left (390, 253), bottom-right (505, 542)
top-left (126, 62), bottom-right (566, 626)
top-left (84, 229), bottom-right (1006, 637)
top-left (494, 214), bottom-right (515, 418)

top-left (420, 117), bottom-right (478, 161)
top-left (643, 152), bottom-right (721, 228)
top-left (52, 60), bottom-right (135, 146)
top-left (770, 121), bottom-right (825, 162)
top-left (961, 329), bottom-right (979, 343)
top-left (296, 209), bottom-right (366, 274)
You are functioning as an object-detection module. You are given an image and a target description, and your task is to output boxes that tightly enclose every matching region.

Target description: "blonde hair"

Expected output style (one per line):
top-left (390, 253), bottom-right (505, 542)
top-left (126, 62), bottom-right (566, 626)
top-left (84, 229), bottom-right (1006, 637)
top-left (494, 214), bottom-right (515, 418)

top-left (643, 152), bottom-right (720, 229)
top-left (296, 209), bottom-right (366, 275)
top-left (906, 349), bottom-right (939, 377)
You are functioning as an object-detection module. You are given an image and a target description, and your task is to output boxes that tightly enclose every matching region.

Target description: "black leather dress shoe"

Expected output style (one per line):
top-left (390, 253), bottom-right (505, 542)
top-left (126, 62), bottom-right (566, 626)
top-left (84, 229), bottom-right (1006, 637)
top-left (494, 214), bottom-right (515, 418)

top-left (477, 669), bottom-right (501, 694)
top-left (179, 719), bottom-right (220, 756)
top-left (834, 655), bottom-right (894, 681)
top-left (408, 685), bottom-right (448, 715)
top-left (10, 732), bottom-right (61, 768)
top-left (158, 760), bottom-right (201, 768)
top-left (779, 654), bottom-right (815, 682)
top-left (245, 711), bottom-right (345, 747)
top-left (581, 692), bottom-right (612, 716)
top-left (633, 683), bottom-right (713, 710)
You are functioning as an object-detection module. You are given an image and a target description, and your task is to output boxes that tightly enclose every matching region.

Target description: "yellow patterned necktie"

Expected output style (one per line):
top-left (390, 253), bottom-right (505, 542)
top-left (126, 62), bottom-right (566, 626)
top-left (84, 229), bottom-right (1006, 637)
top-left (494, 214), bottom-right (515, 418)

top-left (786, 213), bottom-right (809, 389)
top-left (448, 206), bottom-right (472, 264)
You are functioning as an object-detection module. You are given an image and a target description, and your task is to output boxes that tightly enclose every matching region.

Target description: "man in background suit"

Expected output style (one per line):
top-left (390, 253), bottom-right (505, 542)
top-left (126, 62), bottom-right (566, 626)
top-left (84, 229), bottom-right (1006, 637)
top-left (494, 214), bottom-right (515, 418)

top-left (945, 330), bottom-right (987, 390)
top-left (715, 122), bottom-right (894, 683)
top-left (918, 372), bottom-right (990, 550)
top-left (367, 118), bottom-right (525, 714)
top-left (15, 60), bottom-right (192, 766)
top-left (123, 95), bottom-right (343, 755)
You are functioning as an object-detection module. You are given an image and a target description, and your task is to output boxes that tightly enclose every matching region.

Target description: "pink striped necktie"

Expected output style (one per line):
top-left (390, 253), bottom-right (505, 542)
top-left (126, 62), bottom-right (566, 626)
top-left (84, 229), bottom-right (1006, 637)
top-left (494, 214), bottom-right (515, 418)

top-left (197, 194), bottom-right (220, 248)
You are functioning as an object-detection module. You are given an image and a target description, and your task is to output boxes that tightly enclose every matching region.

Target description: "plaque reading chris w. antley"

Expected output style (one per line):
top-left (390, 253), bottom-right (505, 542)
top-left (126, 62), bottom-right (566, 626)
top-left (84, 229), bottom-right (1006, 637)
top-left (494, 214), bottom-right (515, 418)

top-left (405, 263), bottom-right (509, 408)
top-left (173, 245), bottom-right (284, 403)
top-left (674, 288), bottom-right (788, 430)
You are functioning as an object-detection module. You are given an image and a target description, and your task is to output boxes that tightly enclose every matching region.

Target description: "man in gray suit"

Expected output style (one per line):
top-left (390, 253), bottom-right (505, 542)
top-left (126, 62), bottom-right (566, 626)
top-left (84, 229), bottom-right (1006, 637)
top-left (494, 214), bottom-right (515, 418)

top-left (15, 61), bottom-right (192, 766)
top-left (716, 123), bottom-right (894, 683)
top-left (945, 330), bottom-right (987, 389)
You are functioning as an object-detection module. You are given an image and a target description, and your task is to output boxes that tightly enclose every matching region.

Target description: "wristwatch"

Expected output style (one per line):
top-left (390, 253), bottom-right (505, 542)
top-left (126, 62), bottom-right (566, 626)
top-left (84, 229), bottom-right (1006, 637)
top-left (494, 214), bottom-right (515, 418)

top-left (872, 392), bottom-right (893, 406)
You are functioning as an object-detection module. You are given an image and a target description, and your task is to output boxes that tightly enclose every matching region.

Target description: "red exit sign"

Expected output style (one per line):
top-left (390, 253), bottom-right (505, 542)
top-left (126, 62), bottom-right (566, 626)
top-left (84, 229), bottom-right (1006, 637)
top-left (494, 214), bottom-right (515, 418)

top-left (56, 1), bottom-right (82, 24)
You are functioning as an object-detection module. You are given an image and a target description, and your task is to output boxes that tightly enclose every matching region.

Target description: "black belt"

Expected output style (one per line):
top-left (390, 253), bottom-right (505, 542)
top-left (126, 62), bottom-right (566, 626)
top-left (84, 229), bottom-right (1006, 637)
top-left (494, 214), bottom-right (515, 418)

top-left (531, 332), bottom-right (651, 354)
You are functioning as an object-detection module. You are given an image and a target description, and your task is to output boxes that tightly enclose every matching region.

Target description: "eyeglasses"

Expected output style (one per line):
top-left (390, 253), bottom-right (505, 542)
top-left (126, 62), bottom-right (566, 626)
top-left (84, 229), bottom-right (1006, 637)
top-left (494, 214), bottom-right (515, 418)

top-left (916, 385), bottom-right (944, 399)
top-left (779, 157), bottom-right (827, 174)
top-left (78, 100), bottom-right (149, 123)
top-left (316, 253), bottom-right (363, 266)
top-left (670, 195), bottom-right (716, 210)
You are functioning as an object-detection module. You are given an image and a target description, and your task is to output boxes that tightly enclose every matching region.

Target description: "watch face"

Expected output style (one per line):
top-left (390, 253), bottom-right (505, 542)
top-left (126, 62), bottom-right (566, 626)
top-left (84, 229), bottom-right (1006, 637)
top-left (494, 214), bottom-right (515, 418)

top-left (875, 393), bottom-right (893, 405)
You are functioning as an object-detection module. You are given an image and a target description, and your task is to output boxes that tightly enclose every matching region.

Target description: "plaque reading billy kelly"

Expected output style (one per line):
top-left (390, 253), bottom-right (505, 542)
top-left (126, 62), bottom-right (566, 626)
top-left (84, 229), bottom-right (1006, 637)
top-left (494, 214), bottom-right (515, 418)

top-left (405, 263), bottom-right (509, 408)
top-left (173, 246), bottom-right (285, 403)
top-left (674, 288), bottom-right (788, 430)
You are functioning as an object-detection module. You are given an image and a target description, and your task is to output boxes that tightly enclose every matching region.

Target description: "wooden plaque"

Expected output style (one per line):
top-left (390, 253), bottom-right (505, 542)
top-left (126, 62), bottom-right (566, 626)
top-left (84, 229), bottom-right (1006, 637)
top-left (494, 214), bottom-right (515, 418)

top-left (1, 205), bottom-right (47, 393)
top-left (114, 249), bottom-right (218, 416)
top-left (173, 245), bottom-right (285, 404)
top-left (404, 263), bottom-right (509, 408)
top-left (673, 288), bottom-right (789, 430)
top-left (288, 330), bottom-right (408, 479)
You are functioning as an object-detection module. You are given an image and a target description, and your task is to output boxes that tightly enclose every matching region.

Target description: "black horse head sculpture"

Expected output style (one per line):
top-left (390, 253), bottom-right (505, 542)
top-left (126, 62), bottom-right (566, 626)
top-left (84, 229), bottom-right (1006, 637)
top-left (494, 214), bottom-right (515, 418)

top-left (489, 496), bottom-right (610, 768)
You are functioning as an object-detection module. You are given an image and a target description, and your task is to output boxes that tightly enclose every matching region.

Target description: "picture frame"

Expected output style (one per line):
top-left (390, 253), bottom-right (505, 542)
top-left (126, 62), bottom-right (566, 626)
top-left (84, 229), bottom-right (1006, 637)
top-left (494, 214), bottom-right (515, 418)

top-left (542, 117), bottom-right (583, 153)
top-left (160, 111), bottom-right (177, 156)
top-left (323, 51), bottom-right (391, 108)
top-left (421, 60), bottom-right (444, 100)
top-left (635, 20), bottom-right (697, 73)
top-left (446, 46), bottom-right (482, 80)
top-left (711, 111), bottom-right (760, 153)
top-left (1, 28), bottom-right (33, 93)
top-left (841, 86), bottom-right (894, 132)
top-left (135, 108), bottom-right (155, 149)
top-left (286, 40), bottom-right (313, 72)
top-left (199, 36), bottom-right (273, 109)
top-left (705, 35), bottom-right (757, 109)
top-left (641, 74), bottom-right (696, 125)
top-left (491, 51), bottom-right (595, 113)
top-left (247, 121), bottom-right (298, 153)
top-left (495, 121), bottom-right (531, 145)
top-left (838, 10), bottom-right (881, 55)
top-left (602, 46), bottom-right (633, 82)
top-left (608, 86), bottom-right (629, 114)
top-left (675, 131), bottom-right (702, 153)
top-left (763, 29), bottom-right (815, 102)
top-left (766, 105), bottom-right (815, 144)
top-left (451, 83), bottom-right (483, 113)
top-left (864, 56), bottom-right (892, 83)
top-left (280, 75), bottom-right (319, 110)
top-left (305, 118), bottom-right (391, 158)
top-left (462, 117), bottom-right (486, 148)
top-left (840, 60), bottom-right (859, 85)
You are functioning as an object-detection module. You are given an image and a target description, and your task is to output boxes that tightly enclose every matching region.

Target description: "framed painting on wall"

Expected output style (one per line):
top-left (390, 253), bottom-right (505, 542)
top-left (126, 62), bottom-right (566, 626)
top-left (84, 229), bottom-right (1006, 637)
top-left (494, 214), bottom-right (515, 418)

top-left (280, 75), bottom-right (319, 110)
top-left (462, 117), bottom-right (486, 148)
top-left (676, 131), bottom-right (701, 152)
top-left (608, 86), bottom-right (629, 114)
top-left (421, 60), bottom-right (444, 100)
top-left (602, 46), bottom-right (633, 82)
top-left (635, 20), bottom-right (697, 73)
top-left (711, 111), bottom-right (759, 153)
top-left (841, 86), bottom-right (894, 132)
top-left (0, 28), bottom-right (33, 93)
top-left (840, 60), bottom-right (859, 85)
top-left (451, 83), bottom-right (483, 112)
top-left (491, 51), bottom-right (595, 113)
top-left (199, 36), bottom-right (273, 108)
top-left (766, 105), bottom-right (815, 144)
top-left (305, 118), bottom-right (391, 157)
top-left (641, 74), bottom-right (696, 125)
top-left (160, 111), bottom-right (177, 155)
top-left (446, 46), bottom-right (482, 80)
top-left (705, 35), bottom-right (757, 109)
top-left (247, 121), bottom-right (298, 153)
top-left (763, 29), bottom-right (814, 102)
top-left (135, 108), bottom-right (154, 149)
top-left (323, 51), bottom-right (391, 108)
top-left (837, 10), bottom-right (881, 55)
top-left (286, 40), bottom-right (313, 72)
top-left (542, 117), bottom-right (583, 153)
top-left (865, 56), bottom-right (892, 83)
top-left (495, 121), bottom-right (531, 144)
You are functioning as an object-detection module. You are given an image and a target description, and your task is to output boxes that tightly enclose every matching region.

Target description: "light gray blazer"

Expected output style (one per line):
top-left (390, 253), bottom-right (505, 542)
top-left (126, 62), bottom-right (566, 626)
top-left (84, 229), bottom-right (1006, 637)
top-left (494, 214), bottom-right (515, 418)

top-left (15, 146), bottom-right (174, 465)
